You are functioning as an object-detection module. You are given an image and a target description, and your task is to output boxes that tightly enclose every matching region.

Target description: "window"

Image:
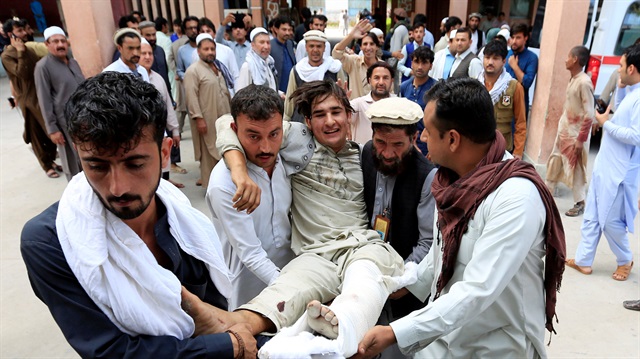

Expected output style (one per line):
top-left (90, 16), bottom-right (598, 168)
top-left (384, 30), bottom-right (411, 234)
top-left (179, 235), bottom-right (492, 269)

top-left (614, 1), bottom-right (640, 55)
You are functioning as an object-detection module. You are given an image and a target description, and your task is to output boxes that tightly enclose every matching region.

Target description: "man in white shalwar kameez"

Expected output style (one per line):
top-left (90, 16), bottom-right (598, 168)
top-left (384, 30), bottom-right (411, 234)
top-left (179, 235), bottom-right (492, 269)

top-left (566, 44), bottom-right (640, 281)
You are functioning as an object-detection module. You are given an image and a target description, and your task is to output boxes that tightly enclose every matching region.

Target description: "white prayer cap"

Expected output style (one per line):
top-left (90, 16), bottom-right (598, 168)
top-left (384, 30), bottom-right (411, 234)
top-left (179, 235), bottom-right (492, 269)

top-left (365, 98), bottom-right (423, 126)
top-left (113, 28), bottom-right (141, 46)
top-left (501, 24), bottom-right (510, 30)
top-left (369, 28), bottom-right (383, 37)
top-left (441, 17), bottom-right (449, 24)
top-left (196, 33), bottom-right (214, 46)
top-left (44, 26), bottom-right (66, 41)
top-left (304, 30), bottom-right (327, 43)
top-left (250, 27), bottom-right (269, 42)
top-left (449, 29), bottom-right (457, 40)
top-left (141, 38), bottom-right (150, 46)
top-left (138, 20), bottom-right (155, 30)
top-left (497, 29), bottom-right (510, 41)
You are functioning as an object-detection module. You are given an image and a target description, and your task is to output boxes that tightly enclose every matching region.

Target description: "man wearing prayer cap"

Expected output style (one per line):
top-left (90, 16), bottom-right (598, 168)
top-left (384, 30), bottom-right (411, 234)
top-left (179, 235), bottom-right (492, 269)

top-left (236, 27), bottom-right (279, 94)
top-left (361, 97), bottom-right (437, 359)
top-left (467, 12), bottom-right (485, 54)
top-left (183, 33), bottom-right (232, 188)
top-left (34, 26), bottom-right (84, 181)
top-left (283, 29), bottom-right (341, 122)
top-left (138, 20), bottom-right (172, 101)
top-left (103, 28), bottom-right (149, 82)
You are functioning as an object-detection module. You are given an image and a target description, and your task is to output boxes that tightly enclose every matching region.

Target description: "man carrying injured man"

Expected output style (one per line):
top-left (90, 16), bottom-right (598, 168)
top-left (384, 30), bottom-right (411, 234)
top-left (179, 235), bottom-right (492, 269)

top-left (181, 81), bottom-right (412, 357)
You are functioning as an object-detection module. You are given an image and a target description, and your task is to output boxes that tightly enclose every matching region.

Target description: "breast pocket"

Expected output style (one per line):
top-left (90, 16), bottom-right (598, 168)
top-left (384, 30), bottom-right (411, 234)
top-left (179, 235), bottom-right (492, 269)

top-left (456, 223), bottom-right (482, 265)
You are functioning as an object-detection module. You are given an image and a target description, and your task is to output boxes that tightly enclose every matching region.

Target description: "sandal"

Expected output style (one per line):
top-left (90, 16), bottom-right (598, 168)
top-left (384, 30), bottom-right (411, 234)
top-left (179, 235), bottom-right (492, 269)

top-left (566, 259), bottom-right (592, 275)
top-left (612, 261), bottom-right (633, 281)
top-left (623, 299), bottom-right (640, 311)
top-left (46, 169), bottom-right (60, 178)
top-left (52, 163), bottom-right (63, 172)
top-left (565, 202), bottom-right (585, 217)
top-left (171, 164), bottom-right (188, 174)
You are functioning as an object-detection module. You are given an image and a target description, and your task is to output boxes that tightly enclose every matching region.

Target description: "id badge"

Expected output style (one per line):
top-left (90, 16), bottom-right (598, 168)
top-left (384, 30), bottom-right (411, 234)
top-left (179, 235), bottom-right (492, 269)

top-left (374, 215), bottom-right (390, 242)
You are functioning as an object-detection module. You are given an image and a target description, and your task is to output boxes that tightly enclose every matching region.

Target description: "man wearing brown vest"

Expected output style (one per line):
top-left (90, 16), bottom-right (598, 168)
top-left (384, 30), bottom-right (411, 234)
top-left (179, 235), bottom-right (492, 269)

top-left (448, 27), bottom-right (483, 79)
top-left (477, 40), bottom-right (526, 159)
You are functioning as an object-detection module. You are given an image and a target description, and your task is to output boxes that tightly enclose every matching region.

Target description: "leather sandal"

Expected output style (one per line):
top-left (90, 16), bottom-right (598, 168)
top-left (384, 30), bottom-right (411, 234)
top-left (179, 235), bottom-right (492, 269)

top-left (612, 261), bottom-right (633, 281)
top-left (565, 202), bottom-right (585, 217)
top-left (46, 169), bottom-right (60, 178)
top-left (566, 259), bottom-right (592, 275)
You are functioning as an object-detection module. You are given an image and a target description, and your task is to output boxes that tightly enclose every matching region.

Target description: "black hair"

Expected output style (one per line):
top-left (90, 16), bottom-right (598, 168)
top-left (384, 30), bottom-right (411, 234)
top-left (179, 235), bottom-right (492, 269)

top-left (173, 18), bottom-right (181, 27)
top-left (623, 43), bottom-right (640, 70)
top-left (412, 46), bottom-right (435, 64)
top-left (444, 16), bottom-right (462, 32)
top-left (182, 16), bottom-right (200, 32)
top-left (116, 31), bottom-right (140, 46)
top-left (311, 15), bottom-right (328, 23)
top-left (118, 15), bottom-right (138, 29)
top-left (273, 16), bottom-right (292, 29)
top-left (425, 78), bottom-right (496, 144)
top-left (363, 32), bottom-right (380, 47)
top-left (65, 72), bottom-right (167, 155)
top-left (570, 46), bottom-right (590, 67)
top-left (483, 40), bottom-right (508, 60)
top-left (199, 17), bottom-right (216, 33)
top-left (411, 22), bottom-right (425, 32)
top-left (498, 12), bottom-right (505, 17)
top-left (511, 23), bottom-right (530, 38)
top-left (3, 18), bottom-right (26, 35)
top-left (291, 80), bottom-right (354, 119)
top-left (154, 17), bottom-right (168, 31)
top-left (367, 61), bottom-right (395, 80)
top-left (301, 7), bottom-right (312, 20)
top-left (454, 26), bottom-right (472, 39)
top-left (413, 14), bottom-right (427, 26)
top-left (231, 85), bottom-right (283, 121)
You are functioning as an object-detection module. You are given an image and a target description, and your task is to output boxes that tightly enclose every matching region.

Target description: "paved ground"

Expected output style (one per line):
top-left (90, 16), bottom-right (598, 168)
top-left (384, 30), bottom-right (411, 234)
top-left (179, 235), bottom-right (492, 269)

top-left (0, 75), bottom-right (638, 357)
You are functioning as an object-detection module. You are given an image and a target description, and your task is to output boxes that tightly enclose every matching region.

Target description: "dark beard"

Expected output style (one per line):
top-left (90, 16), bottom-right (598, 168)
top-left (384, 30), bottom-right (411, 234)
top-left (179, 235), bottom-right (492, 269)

top-left (372, 146), bottom-right (414, 177)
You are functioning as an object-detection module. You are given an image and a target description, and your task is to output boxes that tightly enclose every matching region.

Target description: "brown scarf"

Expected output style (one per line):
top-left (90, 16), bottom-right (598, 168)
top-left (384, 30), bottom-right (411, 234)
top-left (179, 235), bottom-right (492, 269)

top-left (431, 130), bottom-right (566, 335)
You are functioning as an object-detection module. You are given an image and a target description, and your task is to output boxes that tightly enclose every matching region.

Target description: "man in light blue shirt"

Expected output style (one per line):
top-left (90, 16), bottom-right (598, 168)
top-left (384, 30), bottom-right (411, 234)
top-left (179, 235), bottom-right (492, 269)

top-left (216, 12), bottom-right (251, 69)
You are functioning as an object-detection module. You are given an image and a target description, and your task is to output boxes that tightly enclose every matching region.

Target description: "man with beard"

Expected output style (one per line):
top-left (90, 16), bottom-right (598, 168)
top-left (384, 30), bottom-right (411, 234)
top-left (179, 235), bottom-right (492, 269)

top-left (362, 97), bottom-right (437, 359)
top-left (283, 30), bottom-right (341, 122)
top-left (103, 28), bottom-right (149, 82)
top-left (467, 13), bottom-right (485, 54)
top-left (505, 23), bottom-right (538, 118)
top-left (21, 72), bottom-right (254, 358)
top-left (184, 34), bottom-right (232, 188)
top-left (400, 46), bottom-right (436, 155)
top-left (478, 40), bottom-right (526, 159)
top-left (176, 16), bottom-right (201, 81)
top-left (34, 26), bottom-right (84, 181)
top-left (350, 61), bottom-right (395, 144)
top-left (1, 18), bottom-right (59, 178)
top-left (237, 28), bottom-right (278, 93)
top-left (355, 77), bottom-right (565, 359)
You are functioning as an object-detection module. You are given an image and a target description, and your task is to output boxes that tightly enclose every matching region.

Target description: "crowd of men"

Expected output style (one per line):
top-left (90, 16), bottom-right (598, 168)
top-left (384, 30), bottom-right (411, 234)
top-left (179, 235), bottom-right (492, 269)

top-left (2, 5), bottom-right (639, 359)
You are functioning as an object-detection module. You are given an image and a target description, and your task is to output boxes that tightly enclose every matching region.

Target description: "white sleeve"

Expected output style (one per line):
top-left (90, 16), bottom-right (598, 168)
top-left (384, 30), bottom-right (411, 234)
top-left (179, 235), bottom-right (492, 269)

top-left (236, 62), bottom-right (251, 91)
top-left (206, 177), bottom-right (281, 286)
top-left (468, 58), bottom-right (484, 79)
top-left (295, 40), bottom-right (306, 62)
top-left (397, 45), bottom-right (411, 77)
top-left (391, 179), bottom-right (546, 354)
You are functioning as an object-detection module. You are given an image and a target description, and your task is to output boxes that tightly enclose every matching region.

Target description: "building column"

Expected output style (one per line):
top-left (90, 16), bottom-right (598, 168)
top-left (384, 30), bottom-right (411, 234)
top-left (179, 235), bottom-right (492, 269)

top-left (250, 0), bottom-right (264, 27)
top-left (59, 0), bottom-right (116, 77)
top-left (525, 0), bottom-right (590, 168)
top-left (449, 0), bottom-right (468, 22)
top-left (203, 0), bottom-right (225, 26)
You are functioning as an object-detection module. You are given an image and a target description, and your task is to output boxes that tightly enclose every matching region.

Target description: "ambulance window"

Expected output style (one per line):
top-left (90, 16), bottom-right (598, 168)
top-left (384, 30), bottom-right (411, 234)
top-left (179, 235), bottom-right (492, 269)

top-left (615, 1), bottom-right (640, 55)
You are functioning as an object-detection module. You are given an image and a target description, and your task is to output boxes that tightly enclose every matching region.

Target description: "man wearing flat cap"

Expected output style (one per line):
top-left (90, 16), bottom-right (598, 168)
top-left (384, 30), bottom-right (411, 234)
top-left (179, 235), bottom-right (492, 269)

top-left (34, 26), bottom-right (84, 181)
top-left (467, 12), bottom-right (486, 54)
top-left (389, 8), bottom-right (410, 53)
top-left (183, 33), bottom-right (232, 188)
top-left (362, 98), bottom-right (436, 358)
top-left (103, 28), bottom-right (149, 82)
top-left (283, 29), bottom-right (342, 122)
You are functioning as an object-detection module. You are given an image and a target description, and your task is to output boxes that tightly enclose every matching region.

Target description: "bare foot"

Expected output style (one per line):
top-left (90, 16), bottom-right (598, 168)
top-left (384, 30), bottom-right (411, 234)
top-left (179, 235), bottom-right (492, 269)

top-left (307, 300), bottom-right (339, 339)
top-left (169, 179), bottom-right (185, 188)
top-left (181, 286), bottom-right (238, 336)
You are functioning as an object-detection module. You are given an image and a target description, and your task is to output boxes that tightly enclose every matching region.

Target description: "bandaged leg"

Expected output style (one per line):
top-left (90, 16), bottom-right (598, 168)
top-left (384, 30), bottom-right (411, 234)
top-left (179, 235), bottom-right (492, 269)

top-left (307, 260), bottom-right (391, 357)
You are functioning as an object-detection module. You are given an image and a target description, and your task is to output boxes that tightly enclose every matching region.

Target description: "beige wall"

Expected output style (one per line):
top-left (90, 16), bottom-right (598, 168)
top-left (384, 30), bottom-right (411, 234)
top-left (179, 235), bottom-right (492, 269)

top-left (525, 0), bottom-right (590, 166)
top-left (60, 0), bottom-right (116, 77)
top-left (449, 0), bottom-right (469, 22)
